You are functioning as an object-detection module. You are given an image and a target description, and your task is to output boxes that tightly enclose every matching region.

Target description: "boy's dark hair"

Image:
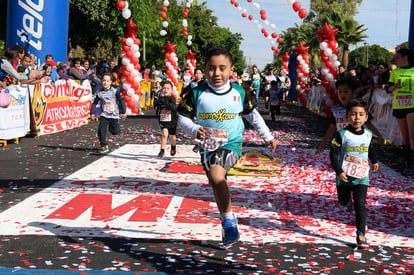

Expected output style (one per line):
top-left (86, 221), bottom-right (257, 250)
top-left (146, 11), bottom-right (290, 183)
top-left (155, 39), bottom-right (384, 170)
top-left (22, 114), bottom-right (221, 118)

top-left (346, 98), bottom-right (368, 114)
top-left (4, 47), bottom-right (19, 61)
top-left (336, 77), bottom-right (358, 91)
top-left (270, 80), bottom-right (278, 87)
top-left (244, 80), bottom-right (252, 86)
top-left (396, 47), bottom-right (414, 66)
top-left (205, 46), bottom-right (233, 66)
top-left (161, 79), bottom-right (174, 88)
top-left (101, 72), bottom-right (113, 81)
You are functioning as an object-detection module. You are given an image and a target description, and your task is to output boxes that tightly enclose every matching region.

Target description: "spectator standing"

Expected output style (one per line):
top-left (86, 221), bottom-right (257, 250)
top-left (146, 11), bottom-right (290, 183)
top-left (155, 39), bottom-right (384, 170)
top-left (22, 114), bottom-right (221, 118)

top-left (251, 65), bottom-right (261, 103)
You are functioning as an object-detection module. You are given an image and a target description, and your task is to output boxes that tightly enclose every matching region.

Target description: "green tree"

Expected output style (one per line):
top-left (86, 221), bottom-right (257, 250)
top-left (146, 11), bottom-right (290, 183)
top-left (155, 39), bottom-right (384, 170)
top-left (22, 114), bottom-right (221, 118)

top-left (69, 0), bottom-right (245, 71)
top-left (349, 44), bottom-right (395, 67)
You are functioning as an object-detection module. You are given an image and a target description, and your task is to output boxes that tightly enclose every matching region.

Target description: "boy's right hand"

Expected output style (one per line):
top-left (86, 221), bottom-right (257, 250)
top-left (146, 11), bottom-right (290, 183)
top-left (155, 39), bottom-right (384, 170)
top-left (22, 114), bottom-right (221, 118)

top-left (316, 143), bottom-right (325, 154)
top-left (196, 127), bottom-right (206, 139)
top-left (337, 172), bottom-right (348, 182)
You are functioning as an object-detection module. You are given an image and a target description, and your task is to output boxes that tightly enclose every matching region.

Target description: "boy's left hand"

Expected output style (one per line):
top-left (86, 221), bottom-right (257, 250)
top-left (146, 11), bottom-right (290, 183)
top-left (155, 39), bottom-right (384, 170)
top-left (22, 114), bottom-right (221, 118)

top-left (120, 114), bottom-right (127, 119)
top-left (267, 139), bottom-right (277, 150)
top-left (372, 163), bottom-right (379, 172)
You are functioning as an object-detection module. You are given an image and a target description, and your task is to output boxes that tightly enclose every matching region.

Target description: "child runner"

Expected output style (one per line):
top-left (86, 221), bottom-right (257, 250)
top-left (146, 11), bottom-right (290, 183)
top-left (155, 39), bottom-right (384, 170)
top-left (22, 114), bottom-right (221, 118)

top-left (317, 77), bottom-right (384, 153)
top-left (268, 80), bottom-right (283, 122)
top-left (156, 80), bottom-right (178, 159)
top-left (177, 46), bottom-right (277, 248)
top-left (329, 98), bottom-right (379, 248)
top-left (90, 73), bottom-right (127, 153)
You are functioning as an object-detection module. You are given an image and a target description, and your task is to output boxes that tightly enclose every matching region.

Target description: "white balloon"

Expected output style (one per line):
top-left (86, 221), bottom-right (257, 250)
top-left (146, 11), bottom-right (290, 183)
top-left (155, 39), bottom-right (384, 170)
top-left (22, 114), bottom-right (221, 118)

top-left (321, 68), bottom-right (329, 75)
top-left (160, 30), bottom-right (167, 36)
top-left (254, 20), bottom-right (258, 25)
top-left (237, 6), bottom-right (242, 11)
top-left (119, 51), bottom-right (126, 58)
top-left (188, 35), bottom-right (193, 40)
top-left (287, 0), bottom-right (295, 5)
top-left (165, 61), bottom-right (171, 67)
top-left (127, 88), bottom-right (135, 96)
top-left (264, 20), bottom-right (270, 26)
top-left (131, 94), bottom-right (139, 103)
top-left (127, 63), bottom-right (134, 72)
top-left (326, 73), bottom-right (334, 81)
top-left (320, 42), bottom-right (328, 50)
top-left (135, 76), bottom-right (141, 82)
top-left (296, 85), bottom-right (301, 90)
top-left (132, 69), bottom-right (139, 77)
top-left (122, 9), bottom-right (131, 19)
top-left (173, 56), bottom-right (178, 62)
top-left (297, 55), bottom-right (303, 61)
top-left (324, 48), bottom-right (333, 56)
top-left (123, 83), bottom-right (131, 90)
top-left (131, 44), bottom-right (139, 53)
top-left (334, 61), bottom-right (341, 67)
top-left (163, 0), bottom-right (169, 6)
top-left (134, 51), bottom-right (141, 58)
top-left (187, 41), bottom-right (192, 46)
top-left (122, 57), bottom-right (130, 65)
top-left (270, 23), bottom-right (276, 30)
top-left (252, 3), bottom-right (260, 9)
top-left (257, 24), bottom-right (262, 29)
top-left (182, 19), bottom-right (188, 27)
top-left (186, 2), bottom-right (191, 8)
top-left (126, 37), bottom-right (134, 46)
top-left (162, 21), bottom-right (169, 28)
top-left (330, 54), bottom-right (338, 61)
top-left (123, 1), bottom-right (129, 9)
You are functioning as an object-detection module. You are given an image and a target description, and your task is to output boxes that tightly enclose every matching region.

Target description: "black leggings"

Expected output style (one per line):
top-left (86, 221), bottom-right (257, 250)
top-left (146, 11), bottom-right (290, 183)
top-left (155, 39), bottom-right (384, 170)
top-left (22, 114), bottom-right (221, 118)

top-left (98, 117), bottom-right (120, 146)
top-left (337, 184), bottom-right (368, 234)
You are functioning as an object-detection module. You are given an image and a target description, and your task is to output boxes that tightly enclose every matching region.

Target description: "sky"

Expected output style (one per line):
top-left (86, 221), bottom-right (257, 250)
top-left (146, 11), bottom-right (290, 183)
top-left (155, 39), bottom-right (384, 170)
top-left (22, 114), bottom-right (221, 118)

top-left (205, 0), bottom-right (411, 70)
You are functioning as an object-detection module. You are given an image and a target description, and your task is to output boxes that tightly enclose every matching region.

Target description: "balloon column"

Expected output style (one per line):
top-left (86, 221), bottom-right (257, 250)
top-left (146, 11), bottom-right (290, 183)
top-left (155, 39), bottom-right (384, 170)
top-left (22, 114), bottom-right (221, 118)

top-left (280, 52), bottom-right (290, 73)
top-left (293, 43), bottom-right (310, 107)
top-left (162, 41), bottom-right (179, 101)
top-left (160, 1), bottom-right (169, 36)
top-left (185, 49), bottom-right (197, 79)
top-left (182, 0), bottom-right (193, 46)
top-left (316, 22), bottom-right (340, 118)
top-left (119, 20), bottom-right (142, 115)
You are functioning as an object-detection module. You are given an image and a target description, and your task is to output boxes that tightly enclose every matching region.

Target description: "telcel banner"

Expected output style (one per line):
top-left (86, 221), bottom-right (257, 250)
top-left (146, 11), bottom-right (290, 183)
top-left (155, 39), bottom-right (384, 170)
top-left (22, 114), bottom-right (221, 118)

top-left (6, 0), bottom-right (70, 64)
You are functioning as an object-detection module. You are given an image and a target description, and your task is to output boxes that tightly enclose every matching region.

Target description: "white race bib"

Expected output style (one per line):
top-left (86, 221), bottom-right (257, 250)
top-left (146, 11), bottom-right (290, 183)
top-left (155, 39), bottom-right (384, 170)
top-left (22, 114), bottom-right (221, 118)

top-left (341, 154), bottom-right (369, 179)
top-left (195, 127), bottom-right (228, 152)
top-left (103, 102), bottom-right (115, 112)
top-left (160, 110), bottom-right (172, 122)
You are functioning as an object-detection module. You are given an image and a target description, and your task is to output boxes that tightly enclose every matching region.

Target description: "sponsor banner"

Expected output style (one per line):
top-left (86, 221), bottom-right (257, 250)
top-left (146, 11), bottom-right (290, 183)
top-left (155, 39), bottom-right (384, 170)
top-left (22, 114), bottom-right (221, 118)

top-left (6, 0), bottom-right (70, 65)
top-left (0, 85), bottom-right (30, 139)
top-left (0, 144), bottom-right (412, 248)
top-left (28, 80), bottom-right (92, 136)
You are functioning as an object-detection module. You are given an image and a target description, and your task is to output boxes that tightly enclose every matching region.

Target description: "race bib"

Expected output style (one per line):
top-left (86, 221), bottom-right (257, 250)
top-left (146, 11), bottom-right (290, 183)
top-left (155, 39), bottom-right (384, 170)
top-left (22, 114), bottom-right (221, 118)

top-left (160, 110), bottom-right (172, 122)
top-left (103, 102), bottom-right (115, 112)
top-left (195, 127), bottom-right (228, 152)
top-left (341, 154), bottom-right (369, 179)
top-left (396, 95), bottom-right (413, 107)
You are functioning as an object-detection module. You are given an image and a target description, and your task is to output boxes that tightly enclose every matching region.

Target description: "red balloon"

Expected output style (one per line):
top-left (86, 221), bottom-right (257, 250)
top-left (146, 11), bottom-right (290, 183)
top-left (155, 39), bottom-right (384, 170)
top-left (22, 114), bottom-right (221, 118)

top-left (248, 15), bottom-right (253, 20)
top-left (127, 75), bottom-right (135, 83)
top-left (116, 0), bottom-right (126, 10)
top-left (298, 8), bottom-right (307, 19)
top-left (264, 31), bottom-right (269, 37)
top-left (260, 9), bottom-right (266, 15)
top-left (241, 12), bottom-right (247, 17)
top-left (292, 1), bottom-right (301, 12)
top-left (183, 31), bottom-right (188, 37)
top-left (126, 51), bottom-right (134, 59)
top-left (271, 46), bottom-right (276, 51)
top-left (161, 6), bottom-right (168, 12)
top-left (183, 12), bottom-right (188, 17)
top-left (261, 28), bottom-right (266, 34)
top-left (135, 64), bottom-right (141, 71)
top-left (122, 45), bottom-right (130, 52)
top-left (247, 0), bottom-right (252, 2)
top-left (230, 0), bottom-right (235, 3)
top-left (275, 49), bottom-right (280, 54)
top-left (132, 107), bottom-right (139, 114)
top-left (132, 81), bottom-right (139, 90)
top-left (328, 40), bottom-right (337, 49)
top-left (234, 2), bottom-right (239, 7)
top-left (131, 57), bottom-right (138, 64)
top-left (134, 38), bottom-right (141, 46)
top-left (271, 32), bottom-right (278, 38)
top-left (161, 12), bottom-right (167, 19)
top-left (277, 37), bottom-right (283, 43)
top-left (182, 27), bottom-right (188, 31)
top-left (122, 70), bottom-right (130, 78)
top-left (261, 14), bottom-right (266, 20)
top-left (120, 38), bottom-right (127, 45)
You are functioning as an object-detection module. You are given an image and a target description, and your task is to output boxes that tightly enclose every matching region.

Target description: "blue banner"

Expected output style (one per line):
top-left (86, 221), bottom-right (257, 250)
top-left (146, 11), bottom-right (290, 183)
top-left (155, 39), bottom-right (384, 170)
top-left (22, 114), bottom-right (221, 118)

top-left (6, 0), bottom-right (70, 65)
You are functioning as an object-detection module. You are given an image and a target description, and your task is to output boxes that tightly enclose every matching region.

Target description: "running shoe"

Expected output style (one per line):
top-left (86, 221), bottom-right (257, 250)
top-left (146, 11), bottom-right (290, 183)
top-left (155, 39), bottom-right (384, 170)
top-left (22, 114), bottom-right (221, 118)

top-left (192, 145), bottom-right (199, 153)
top-left (170, 146), bottom-right (176, 156)
top-left (221, 216), bottom-right (240, 248)
top-left (99, 145), bottom-right (109, 154)
top-left (356, 231), bottom-right (368, 248)
top-left (158, 150), bottom-right (165, 159)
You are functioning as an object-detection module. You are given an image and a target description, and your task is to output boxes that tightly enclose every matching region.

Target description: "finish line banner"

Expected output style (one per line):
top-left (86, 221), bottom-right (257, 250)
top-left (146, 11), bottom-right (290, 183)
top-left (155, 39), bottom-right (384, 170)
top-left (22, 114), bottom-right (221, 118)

top-left (28, 80), bottom-right (92, 136)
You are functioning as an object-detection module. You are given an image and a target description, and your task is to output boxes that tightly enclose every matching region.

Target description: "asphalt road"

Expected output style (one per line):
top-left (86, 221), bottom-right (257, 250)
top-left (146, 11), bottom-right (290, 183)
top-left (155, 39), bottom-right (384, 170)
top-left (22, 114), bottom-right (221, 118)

top-left (0, 102), bottom-right (412, 275)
